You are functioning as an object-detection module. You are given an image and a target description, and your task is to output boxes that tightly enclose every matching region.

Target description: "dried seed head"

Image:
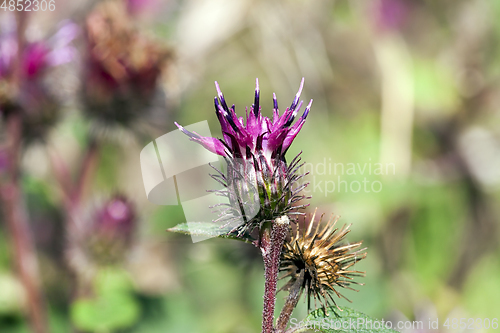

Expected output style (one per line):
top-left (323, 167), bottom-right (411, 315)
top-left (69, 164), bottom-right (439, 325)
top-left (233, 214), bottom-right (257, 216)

top-left (279, 208), bottom-right (366, 314)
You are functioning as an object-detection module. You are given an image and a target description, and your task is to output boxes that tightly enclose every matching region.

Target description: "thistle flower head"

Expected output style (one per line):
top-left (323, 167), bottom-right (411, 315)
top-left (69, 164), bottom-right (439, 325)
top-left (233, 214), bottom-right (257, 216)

top-left (176, 79), bottom-right (312, 236)
top-left (176, 78), bottom-right (311, 159)
top-left (279, 209), bottom-right (366, 314)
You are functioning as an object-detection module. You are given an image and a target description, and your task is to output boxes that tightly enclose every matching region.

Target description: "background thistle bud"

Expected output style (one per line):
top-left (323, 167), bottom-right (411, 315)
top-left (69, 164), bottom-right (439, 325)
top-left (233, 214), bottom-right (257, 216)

top-left (82, 1), bottom-right (170, 130)
top-left (95, 195), bottom-right (136, 241)
top-left (176, 78), bottom-right (312, 237)
top-left (82, 195), bottom-right (137, 266)
top-left (279, 209), bottom-right (367, 314)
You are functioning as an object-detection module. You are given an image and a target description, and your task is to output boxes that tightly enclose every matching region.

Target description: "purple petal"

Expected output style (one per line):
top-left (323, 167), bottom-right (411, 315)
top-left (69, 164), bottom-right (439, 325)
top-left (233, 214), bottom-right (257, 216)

top-left (50, 20), bottom-right (79, 48)
top-left (282, 100), bottom-right (312, 151)
top-left (23, 42), bottom-right (49, 78)
top-left (46, 46), bottom-right (77, 66)
top-left (0, 35), bottom-right (17, 78)
top-left (175, 122), bottom-right (227, 156)
top-left (266, 128), bottom-right (288, 153)
top-left (253, 78), bottom-right (260, 117)
top-left (302, 99), bottom-right (313, 119)
top-left (289, 77), bottom-right (304, 110)
top-left (215, 81), bottom-right (229, 112)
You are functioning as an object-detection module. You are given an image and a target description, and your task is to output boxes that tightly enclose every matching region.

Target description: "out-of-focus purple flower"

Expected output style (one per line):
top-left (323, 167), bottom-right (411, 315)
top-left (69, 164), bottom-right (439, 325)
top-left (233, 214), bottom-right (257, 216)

top-left (0, 17), bottom-right (78, 80)
top-left (0, 17), bottom-right (78, 140)
top-left (126, 0), bottom-right (159, 16)
top-left (95, 196), bottom-right (136, 241)
top-left (373, 0), bottom-right (409, 32)
top-left (176, 79), bottom-right (311, 236)
top-left (68, 195), bottom-right (137, 269)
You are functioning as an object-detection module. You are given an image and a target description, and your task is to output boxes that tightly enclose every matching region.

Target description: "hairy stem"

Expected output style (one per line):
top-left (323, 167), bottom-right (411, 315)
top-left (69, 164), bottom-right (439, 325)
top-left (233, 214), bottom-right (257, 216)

top-left (260, 216), bottom-right (290, 333)
top-left (276, 271), bottom-right (304, 333)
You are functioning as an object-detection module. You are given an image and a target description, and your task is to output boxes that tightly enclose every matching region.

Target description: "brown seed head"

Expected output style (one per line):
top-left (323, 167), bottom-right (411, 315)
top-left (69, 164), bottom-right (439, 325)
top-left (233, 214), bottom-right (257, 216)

top-left (279, 208), bottom-right (367, 314)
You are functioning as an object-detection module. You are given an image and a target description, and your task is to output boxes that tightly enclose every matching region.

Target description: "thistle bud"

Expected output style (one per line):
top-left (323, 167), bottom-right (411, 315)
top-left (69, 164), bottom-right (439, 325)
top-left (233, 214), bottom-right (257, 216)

top-left (87, 195), bottom-right (137, 265)
top-left (95, 196), bottom-right (136, 240)
top-left (176, 78), bottom-right (312, 237)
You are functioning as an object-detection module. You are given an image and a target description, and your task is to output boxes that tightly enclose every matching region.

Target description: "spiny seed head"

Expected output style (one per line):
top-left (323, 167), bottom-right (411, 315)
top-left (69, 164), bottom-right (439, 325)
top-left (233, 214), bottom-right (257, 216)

top-left (279, 208), bottom-right (367, 315)
top-left (176, 78), bottom-right (312, 238)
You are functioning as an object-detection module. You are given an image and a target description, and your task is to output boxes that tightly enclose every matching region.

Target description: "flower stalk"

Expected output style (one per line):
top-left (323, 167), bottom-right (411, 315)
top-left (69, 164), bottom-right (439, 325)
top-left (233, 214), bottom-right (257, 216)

top-left (0, 113), bottom-right (47, 333)
top-left (0, 13), bottom-right (48, 333)
top-left (276, 271), bottom-right (304, 332)
top-left (260, 216), bottom-right (290, 333)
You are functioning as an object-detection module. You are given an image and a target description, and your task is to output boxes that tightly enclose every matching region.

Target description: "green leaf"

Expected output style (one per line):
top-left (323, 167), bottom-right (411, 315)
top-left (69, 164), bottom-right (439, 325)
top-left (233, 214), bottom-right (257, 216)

top-left (294, 306), bottom-right (399, 333)
top-left (71, 268), bottom-right (140, 332)
top-left (71, 293), bottom-right (140, 332)
top-left (167, 222), bottom-right (255, 243)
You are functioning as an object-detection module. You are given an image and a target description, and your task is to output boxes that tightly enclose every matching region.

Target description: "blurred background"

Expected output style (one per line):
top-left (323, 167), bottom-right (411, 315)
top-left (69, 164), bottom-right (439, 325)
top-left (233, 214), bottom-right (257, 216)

top-left (1, 0), bottom-right (500, 332)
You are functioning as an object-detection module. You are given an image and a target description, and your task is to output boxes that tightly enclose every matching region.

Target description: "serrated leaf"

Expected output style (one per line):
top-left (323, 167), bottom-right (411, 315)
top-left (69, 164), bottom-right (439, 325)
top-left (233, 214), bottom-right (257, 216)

top-left (167, 222), bottom-right (255, 243)
top-left (292, 306), bottom-right (399, 333)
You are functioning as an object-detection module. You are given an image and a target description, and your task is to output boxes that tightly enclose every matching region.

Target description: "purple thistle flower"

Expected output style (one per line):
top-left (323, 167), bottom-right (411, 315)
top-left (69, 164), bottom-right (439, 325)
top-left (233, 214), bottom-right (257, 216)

top-left (176, 79), bottom-right (312, 236)
top-left (0, 17), bottom-right (78, 81)
top-left (373, 0), bottom-right (409, 32)
top-left (0, 18), bottom-right (78, 140)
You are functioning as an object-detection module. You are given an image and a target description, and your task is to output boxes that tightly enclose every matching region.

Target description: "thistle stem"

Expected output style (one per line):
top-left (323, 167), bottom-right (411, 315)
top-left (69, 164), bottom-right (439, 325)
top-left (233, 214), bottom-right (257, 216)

top-left (276, 271), bottom-right (304, 333)
top-left (72, 137), bottom-right (98, 207)
top-left (0, 114), bottom-right (47, 333)
top-left (260, 216), bottom-right (290, 333)
top-left (0, 12), bottom-right (48, 333)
